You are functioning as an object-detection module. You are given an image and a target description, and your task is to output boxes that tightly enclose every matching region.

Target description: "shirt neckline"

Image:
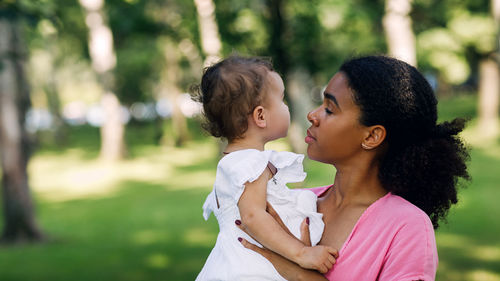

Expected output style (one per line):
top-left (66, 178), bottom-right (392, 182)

top-left (318, 185), bottom-right (391, 256)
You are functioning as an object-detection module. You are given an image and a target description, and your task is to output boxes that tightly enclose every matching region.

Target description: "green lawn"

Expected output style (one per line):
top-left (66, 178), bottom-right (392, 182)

top-left (0, 94), bottom-right (499, 280)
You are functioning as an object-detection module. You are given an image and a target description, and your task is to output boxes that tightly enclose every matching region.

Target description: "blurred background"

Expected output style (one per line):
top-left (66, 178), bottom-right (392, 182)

top-left (0, 0), bottom-right (499, 280)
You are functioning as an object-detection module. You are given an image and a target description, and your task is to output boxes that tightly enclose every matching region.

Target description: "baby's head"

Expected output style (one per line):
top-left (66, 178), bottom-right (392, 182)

top-left (192, 56), bottom-right (288, 142)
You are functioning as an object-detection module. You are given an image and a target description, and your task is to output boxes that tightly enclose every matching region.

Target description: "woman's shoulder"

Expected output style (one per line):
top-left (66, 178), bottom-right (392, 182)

top-left (383, 193), bottom-right (430, 220)
top-left (371, 193), bottom-right (434, 235)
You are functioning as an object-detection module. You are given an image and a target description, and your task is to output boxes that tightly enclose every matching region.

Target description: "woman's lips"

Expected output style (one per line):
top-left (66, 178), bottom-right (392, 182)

top-left (305, 129), bottom-right (316, 144)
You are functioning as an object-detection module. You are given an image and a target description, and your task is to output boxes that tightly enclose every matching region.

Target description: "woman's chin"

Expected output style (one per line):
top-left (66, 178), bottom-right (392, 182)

top-left (306, 146), bottom-right (319, 160)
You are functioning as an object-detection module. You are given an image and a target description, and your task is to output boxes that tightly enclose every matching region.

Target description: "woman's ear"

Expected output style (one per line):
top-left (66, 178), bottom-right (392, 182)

top-left (252, 105), bottom-right (267, 128)
top-left (362, 125), bottom-right (386, 150)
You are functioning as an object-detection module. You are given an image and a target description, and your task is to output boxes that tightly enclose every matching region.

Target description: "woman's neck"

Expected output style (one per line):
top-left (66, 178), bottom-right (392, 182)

top-left (329, 161), bottom-right (388, 207)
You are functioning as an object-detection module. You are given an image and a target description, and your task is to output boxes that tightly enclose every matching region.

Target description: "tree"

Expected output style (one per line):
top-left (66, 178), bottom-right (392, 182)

top-left (477, 0), bottom-right (500, 139)
top-left (266, 0), bottom-right (315, 153)
top-left (79, 0), bottom-right (126, 161)
top-left (383, 0), bottom-right (417, 66)
top-left (194, 0), bottom-right (226, 151)
top-left (194, 0), bottom-right (222, 67)
top-left (0, 15), bottom-right (44, 242)
top-left (161, 39), bottom-right (190, 146)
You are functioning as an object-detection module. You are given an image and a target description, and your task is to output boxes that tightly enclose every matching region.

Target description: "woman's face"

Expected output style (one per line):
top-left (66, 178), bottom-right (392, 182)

top-left (306, 72), bottom-right (366, 164)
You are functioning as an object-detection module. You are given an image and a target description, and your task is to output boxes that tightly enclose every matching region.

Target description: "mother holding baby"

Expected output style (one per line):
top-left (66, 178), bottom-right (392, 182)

top-left (238, 55), bottom-right (470, 280)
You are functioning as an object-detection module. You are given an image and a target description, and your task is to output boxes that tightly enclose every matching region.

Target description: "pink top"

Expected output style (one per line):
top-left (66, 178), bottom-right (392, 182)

top-left (311, 185), bottom-right (438, 281)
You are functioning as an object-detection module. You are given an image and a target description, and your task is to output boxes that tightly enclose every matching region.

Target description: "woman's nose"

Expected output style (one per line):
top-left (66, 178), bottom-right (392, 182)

top-left (307, 109), bottom-right (319, 126)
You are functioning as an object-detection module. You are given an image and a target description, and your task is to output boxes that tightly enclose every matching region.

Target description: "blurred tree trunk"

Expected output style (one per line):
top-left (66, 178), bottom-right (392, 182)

top-left (194, 0), bottom-right (226, 152)
top-left (267, 0), bottom-right (309, 153)
top-left (160, 39), bottom-right (190, 146)
top-left (286, 69), bottom-right (314, 153)
top-left (39, 24), bottom-right (66, 145)
top-left (194, 0), bottom-right (222, 67)
top-left (0, 17), bottom-right (44, 243)
top-left (383, 0), bottom-right (417, 66)
top-left (477, 0), bottom-right (500, 139)
top-left (478, 57), bottom-right (499, 138)
top-left (43, 75), bottom-right (66, 146)
top-left (79, 0), bottom-right (126, 161)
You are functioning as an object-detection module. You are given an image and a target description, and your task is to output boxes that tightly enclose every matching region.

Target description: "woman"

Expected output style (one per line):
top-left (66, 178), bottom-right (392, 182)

top-left (237, 55), bottom-right (470, 280)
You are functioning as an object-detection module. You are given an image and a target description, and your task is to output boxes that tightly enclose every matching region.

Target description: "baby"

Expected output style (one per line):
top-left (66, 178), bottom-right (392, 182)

top-left (192, 56), bottom-right (337, 280)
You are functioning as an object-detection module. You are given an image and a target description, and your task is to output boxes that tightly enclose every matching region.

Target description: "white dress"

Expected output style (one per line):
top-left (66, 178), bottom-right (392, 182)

top-left (196, 149), bottom-right (324, 281)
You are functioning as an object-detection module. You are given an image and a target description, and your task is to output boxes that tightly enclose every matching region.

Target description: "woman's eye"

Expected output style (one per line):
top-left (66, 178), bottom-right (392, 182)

top-left (325, 108), bottom-right (333, 114)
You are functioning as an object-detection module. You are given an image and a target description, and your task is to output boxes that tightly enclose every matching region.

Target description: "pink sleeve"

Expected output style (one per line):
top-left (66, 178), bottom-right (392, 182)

top-left (378, 215), bottom-right (438, 281)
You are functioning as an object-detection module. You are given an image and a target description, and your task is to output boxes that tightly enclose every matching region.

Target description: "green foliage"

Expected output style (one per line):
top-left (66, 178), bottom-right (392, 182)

top-left (415, 0), bottom-right (496, 85)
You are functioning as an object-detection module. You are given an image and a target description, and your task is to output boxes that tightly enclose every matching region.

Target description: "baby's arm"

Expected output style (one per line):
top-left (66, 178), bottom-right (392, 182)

top-left (238, 167), bottom-right (337, 273)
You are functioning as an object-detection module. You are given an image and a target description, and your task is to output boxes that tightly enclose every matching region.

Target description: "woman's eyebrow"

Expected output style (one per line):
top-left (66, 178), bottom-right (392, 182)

top-left (324, 92), bottom-right (340, 109)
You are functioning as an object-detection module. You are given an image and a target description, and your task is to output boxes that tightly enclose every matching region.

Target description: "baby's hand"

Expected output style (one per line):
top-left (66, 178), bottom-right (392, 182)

top-left (296, 245), bottom-right (338, 273)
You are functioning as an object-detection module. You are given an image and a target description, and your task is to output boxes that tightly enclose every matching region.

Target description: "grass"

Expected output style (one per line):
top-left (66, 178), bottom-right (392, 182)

top-left (0, 95), bottom-right (499, 280)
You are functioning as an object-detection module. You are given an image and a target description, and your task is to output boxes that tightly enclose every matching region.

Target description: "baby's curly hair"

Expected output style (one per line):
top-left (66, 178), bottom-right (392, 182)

top-left (191, 56), bottom-right (274, 141)
top-left (340, 56), bottom-right (470, 229)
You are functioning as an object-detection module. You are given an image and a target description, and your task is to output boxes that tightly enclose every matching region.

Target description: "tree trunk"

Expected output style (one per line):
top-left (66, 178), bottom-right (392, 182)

top-left (43, 77), bottom-right (66, 146)
top-left (161, 39), bottom-right (189, 147)
top-left (286, 69), bottom-right (314, 154)
top-left (383, 0), bottom-right (417, 66)
top-left (0, 17), bottom-right (44, 243)
top-left (194, 0), bottom-right (222, 67)
top-left (79, 0), bottom-right (126, 161)
top-left (477, 56), bottom-right (500, 139)
top-left (194, 0), bottom-right (226, 152)
top-left (267, 0), bottom-right (308, 153)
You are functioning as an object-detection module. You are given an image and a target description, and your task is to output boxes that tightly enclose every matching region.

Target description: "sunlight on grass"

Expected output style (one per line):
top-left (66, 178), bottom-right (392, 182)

top-left (29, 140), bottom-right (218, 202)
top-left (437, 230), bottom-right (500, 262)
top-left (471, 246), bottom-right (500, 262)
top-left (162, 141), bottom-right (217, 167)
top-left (437, 232), bottom-right (470, 247)
top-left (184, 227), bottom-right (217, 247)
top-left (146, 253), bottom-right (170, 269)
top-left (168, 171), bottom-right (216, 190)
top-left (132, 230), bottom-right (167, 245)
top-left (467, 270), bottom-right (500, 281)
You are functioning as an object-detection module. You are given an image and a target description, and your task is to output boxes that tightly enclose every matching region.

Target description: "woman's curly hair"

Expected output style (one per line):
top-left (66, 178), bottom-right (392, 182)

top-left (340, 56), bottom-right (470, 229)
top-left (191, 56), bottom-right (274, 141)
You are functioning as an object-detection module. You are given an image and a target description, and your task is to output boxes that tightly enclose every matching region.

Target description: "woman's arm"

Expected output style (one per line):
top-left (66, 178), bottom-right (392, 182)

top-left (238, 170), bottom-right (337, 273)
top-left (237, 213), bottom-right (329, 281)
top-left (239, 238), bottom-right (328, 281)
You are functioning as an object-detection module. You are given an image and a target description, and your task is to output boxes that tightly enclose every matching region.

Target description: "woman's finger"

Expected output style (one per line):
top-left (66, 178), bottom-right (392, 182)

top-left (300, 217), bottom-right (312, 246)
top-left (235, 219), bottom-right (249, 234)
top-left (238, 237), bottom-right (272, 260)
top-left (239, 237), bottom-right (261, 252)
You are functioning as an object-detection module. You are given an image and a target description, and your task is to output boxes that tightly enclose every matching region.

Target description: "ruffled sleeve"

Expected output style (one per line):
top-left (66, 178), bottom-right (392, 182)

top-left (219, 149), bottom-right (273, 203)
top-left (202, 189), bottom-right (217, 220)
top-left (223, 150), bottom-right (272, 187)
top-left (269, 151), bottom-right (306, 184)
top-left (202, 149), bottom-right (274, 219)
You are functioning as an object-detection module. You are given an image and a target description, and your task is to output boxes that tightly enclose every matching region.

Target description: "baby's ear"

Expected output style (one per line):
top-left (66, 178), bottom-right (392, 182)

top-left (252, 105), bottom-right (267, 128)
